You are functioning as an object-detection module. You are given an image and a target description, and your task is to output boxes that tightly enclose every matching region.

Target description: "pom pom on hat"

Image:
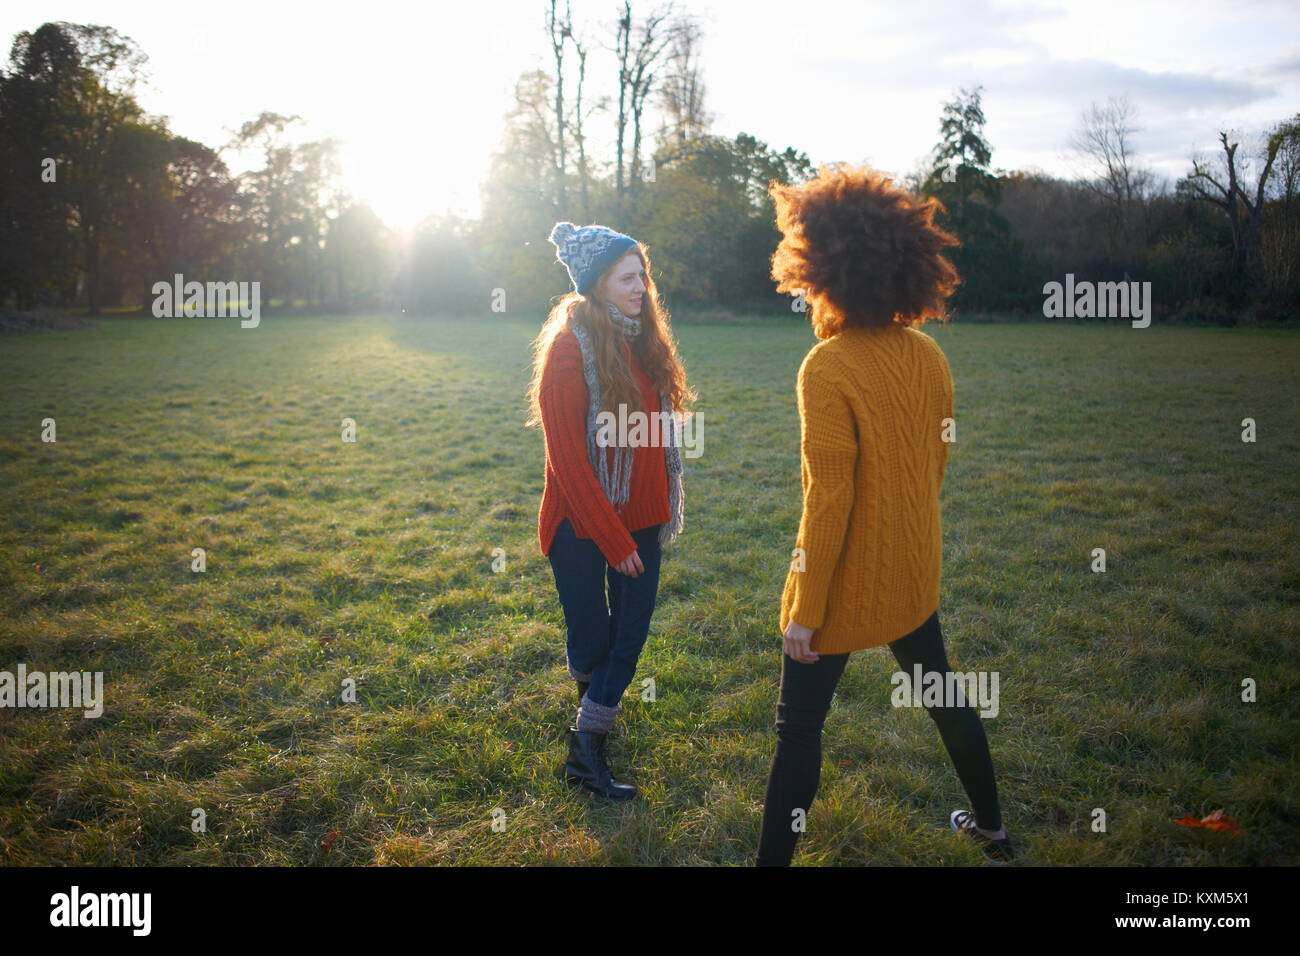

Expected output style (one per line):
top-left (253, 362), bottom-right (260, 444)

top-left (548, 221), bottom-right (638, 295)
top-left (548, 221), bottom-right (577, 247)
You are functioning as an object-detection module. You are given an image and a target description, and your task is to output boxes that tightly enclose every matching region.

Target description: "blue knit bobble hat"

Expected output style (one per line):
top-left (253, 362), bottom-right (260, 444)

top-left (548, 221), bottom-right (639, 295)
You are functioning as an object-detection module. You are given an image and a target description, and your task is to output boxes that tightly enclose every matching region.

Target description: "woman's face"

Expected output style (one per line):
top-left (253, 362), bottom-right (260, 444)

top-left (599, 251), bottom-right (647, 317)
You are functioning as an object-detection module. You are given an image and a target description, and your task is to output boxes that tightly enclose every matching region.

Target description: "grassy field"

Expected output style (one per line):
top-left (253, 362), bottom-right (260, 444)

top-left (0, 314), bottom-right (1296, 866)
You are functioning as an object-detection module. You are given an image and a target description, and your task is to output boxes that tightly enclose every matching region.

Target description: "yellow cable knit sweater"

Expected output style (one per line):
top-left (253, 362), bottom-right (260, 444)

top-left (779, 322), bottom-right (954, 653)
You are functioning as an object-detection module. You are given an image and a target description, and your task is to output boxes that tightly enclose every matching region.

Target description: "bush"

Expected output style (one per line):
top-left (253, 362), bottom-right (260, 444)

top-left (1167, 298), bottom-right (1236, 326)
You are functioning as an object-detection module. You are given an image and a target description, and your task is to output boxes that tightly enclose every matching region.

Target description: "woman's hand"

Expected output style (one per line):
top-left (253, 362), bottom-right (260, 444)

top-left (783, 619), bottom-right (819, 663)
top-left (613, 549), bottom-right (644, 578)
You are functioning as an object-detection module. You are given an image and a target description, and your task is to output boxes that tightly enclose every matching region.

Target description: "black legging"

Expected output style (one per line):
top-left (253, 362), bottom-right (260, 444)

top-left (756, 609), bottom-right (1002, 866)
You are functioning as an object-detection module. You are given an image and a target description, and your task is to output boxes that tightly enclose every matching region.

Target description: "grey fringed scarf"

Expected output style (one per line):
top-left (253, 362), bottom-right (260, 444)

top-left (568, 305), bottom-right (684, 548)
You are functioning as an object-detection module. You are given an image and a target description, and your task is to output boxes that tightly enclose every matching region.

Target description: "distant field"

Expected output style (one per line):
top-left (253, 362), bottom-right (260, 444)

top-left (0, 315), bottom-right (1296, 865)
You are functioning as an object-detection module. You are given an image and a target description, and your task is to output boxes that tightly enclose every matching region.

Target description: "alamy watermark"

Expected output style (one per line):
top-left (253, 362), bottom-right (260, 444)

top-left (152, 273), bottom-right (260, 328)
top-left (49, 885), bottom-right (150, 935)
top-left (595, 403), bottom-right (704, 458)
top-left (1042, 273), bottom-right (1151, 328)
top-left (1, 664), bottom-right (103, 718)
top-left (891, 663), bottom-right (999, 718)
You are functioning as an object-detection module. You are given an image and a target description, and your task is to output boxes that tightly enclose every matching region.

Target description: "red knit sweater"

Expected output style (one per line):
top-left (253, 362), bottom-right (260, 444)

top-left (538, 328), bottom-right (670, 566)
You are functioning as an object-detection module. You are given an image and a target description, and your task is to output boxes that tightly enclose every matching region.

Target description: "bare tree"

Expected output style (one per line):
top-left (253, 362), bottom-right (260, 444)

top-left (546, 0), bottom-right (572, 217)
top-left (1263, 113), bottom-right (1300, 209)
top-left (570, 30), bottom-right (599, 222)
top-left (610, 0), bottom-right (676, 217)
top-left (901, 154), bottom-right (933, 197)
top-left (1179, 126), bottom-right (1284, 282)
top-left (1254, 114), bottom-right (1300, 301)
top-left (657, 16), bottom-right (709, 151)
top-left (628, 4), bottom-right (675, 197)
top-left (1068, 95), bottom-right (1152, 266)
top-left (502, 69), bottom-right (560, 213)
top-left (612, 4), bottom-right (631, 214)
top-left (541, 0), bottom-right (604, 221)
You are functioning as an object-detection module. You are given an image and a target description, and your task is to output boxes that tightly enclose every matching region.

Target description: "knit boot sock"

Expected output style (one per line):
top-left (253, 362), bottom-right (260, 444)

top-left (575, 693), bottom-right (618, 734)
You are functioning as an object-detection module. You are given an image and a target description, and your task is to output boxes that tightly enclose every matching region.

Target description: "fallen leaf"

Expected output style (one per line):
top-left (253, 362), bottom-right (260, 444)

top-left (1174, 809), bottom-right (1241, 837)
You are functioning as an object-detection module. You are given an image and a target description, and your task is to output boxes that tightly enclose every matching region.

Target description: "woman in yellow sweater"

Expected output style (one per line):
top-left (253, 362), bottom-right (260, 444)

top-left (755, 164), bottom-right (1013, 865)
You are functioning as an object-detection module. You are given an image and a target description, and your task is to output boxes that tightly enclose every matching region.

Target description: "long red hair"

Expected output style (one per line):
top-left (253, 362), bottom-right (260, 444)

top-left (525, 243), bottom-right (695, 429)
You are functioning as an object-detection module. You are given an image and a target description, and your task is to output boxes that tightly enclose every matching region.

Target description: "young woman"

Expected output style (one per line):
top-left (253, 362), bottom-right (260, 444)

top-left (756, 165), bottom-right (1014, 865)
top-left (525, 221), bottom-right (695, 801)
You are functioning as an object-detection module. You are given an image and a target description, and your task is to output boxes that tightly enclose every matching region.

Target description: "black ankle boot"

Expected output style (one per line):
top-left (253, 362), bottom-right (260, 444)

top-left (563, 727), bottom-right (636, 801)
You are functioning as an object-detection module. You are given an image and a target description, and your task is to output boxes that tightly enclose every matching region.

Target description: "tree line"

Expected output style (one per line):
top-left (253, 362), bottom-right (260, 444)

top-left (2, 13), bottom-right (1297, 324)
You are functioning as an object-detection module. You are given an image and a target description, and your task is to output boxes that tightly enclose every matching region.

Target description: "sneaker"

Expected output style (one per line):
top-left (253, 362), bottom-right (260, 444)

top-left (950, 809), bottom-right (1015, 863)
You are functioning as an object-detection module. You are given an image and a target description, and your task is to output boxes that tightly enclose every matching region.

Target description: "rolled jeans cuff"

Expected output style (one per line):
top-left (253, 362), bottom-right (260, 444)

top-left (566, 655), bottom-right (592, 682)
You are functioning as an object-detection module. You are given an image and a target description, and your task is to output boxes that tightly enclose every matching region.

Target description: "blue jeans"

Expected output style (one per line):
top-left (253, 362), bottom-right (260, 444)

top-left (547, 518), bottom-right (663, 709)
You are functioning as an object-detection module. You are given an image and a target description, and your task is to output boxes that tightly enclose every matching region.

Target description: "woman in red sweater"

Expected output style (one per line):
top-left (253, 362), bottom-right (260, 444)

top-left (524, 222), bottom-right (695, 801)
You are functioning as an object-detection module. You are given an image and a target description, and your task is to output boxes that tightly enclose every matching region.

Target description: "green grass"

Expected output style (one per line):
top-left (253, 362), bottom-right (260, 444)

top-left (0, 314), bottom-right (1296, 865)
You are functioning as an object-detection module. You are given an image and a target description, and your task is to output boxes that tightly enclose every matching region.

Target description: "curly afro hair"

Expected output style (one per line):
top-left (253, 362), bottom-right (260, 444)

top-left (770, 163), bottom-right (961, 338)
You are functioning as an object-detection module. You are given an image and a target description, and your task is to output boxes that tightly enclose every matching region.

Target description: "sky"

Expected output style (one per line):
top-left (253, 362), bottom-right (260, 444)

top-left (4, 0), bottom-right (1298, 233)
